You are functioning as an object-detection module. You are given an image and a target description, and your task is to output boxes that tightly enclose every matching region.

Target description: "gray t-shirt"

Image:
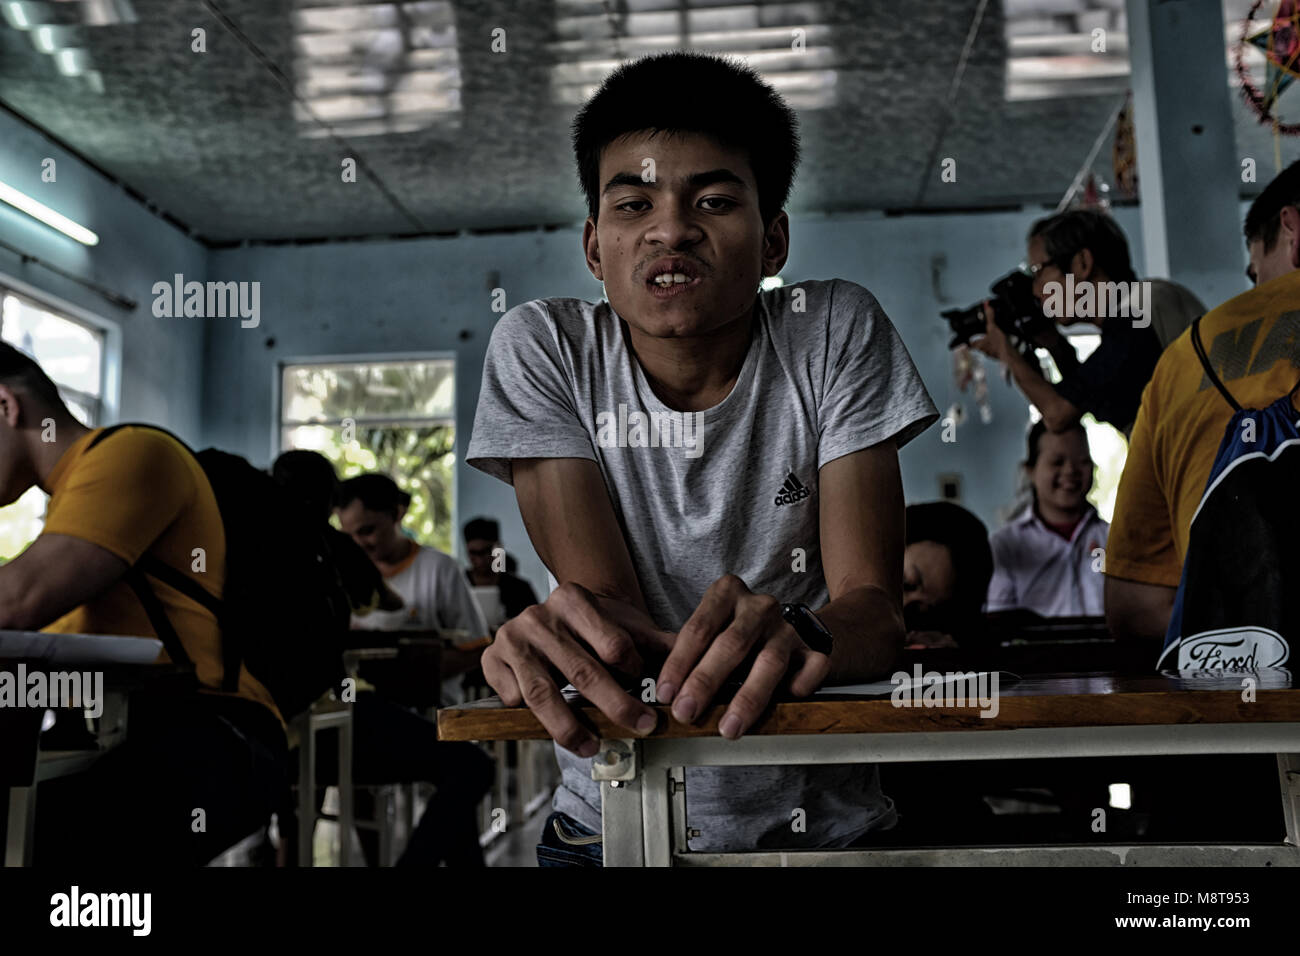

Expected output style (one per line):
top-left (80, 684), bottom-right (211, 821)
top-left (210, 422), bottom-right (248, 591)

top-left (466, 277), bottom-right (939, 852)
top-left (1146, 278), bottom-right (1206, 351)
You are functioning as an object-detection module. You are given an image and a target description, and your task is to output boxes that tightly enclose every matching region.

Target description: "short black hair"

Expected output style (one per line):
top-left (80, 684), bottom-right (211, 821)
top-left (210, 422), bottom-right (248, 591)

top-left (272, 449), bottom-right (339, 521)
top-left (1245, 159), bottom-right (1300, 251)
top-left (1028, 210), bottom-right (1137, 283)
top-left (1025, 419), bottom-right (1088, 469)
top-left (905, 501), bottom-right (993, 624)
top-left (463, 517), bottom-right (499, 542)
top-left (337, 473), bottom-right (410, 518)
top-left (572, 51), bottom-right (800, 226)
top-left (0, 341), bottom-right (67, 411)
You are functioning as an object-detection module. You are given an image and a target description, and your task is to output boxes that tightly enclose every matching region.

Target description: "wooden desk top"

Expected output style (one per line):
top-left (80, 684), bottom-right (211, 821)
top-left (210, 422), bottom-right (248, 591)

top-left (437, 671), bottom-right (1300, 741)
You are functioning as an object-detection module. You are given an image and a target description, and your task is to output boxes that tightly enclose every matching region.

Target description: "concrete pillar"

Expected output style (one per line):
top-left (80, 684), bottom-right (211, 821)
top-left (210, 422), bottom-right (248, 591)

top-left (1125, 0), bottom-right (1246, 309)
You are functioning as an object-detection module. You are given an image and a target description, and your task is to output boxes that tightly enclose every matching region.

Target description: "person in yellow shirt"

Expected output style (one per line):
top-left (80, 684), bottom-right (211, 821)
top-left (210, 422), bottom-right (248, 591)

top-left (1107, 161), bottom-right (1300, 642)
top-left (0, 341), bottom-right (286, 865)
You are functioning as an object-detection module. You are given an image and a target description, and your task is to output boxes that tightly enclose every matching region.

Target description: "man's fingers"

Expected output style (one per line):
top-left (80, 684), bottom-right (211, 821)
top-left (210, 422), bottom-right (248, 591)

top-left (716, 640), bottom-right (792, 739)
top-left (786, 646), bottom-right (832, 698)
top-left (508, 644), bottom-right (601, 757)
top-left (670, 592), bottom-right (781, 723)
top-left (593, 595), bottom-right (677, 657)
top-left (544, 622), bottom-right (659, 737)
top-left (549, 583), bottom-right (645, 676)
top-left (481, 646), bottom-right (522, 706)
top-left (656, 575), bottom-right (742, 706)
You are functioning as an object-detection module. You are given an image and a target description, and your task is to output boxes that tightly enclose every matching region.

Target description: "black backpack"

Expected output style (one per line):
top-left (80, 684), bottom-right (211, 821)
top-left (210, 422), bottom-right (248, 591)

top-left (1158, 318), bottom-right (1300, 671)
top-left (87, 424), bottom-right (351, 719)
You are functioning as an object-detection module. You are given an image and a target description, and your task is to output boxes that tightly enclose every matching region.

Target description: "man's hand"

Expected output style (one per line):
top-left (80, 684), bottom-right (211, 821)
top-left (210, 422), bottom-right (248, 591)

top-left (655, 575), bottom-right (831, 740)
top-left (480, 581), bottom-right (673, 757)
top-left (969, 301), bottom-right (1011, 362)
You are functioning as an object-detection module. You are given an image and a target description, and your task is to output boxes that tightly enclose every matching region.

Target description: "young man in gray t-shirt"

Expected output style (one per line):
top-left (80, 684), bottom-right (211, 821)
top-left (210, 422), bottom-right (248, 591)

top-left (466, 51), bottom-right (938, 859)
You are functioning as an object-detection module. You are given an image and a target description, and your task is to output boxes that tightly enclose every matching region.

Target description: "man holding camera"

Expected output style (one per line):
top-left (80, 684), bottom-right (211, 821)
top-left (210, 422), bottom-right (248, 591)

top-left (971, 210), bottom-right (1205, 437)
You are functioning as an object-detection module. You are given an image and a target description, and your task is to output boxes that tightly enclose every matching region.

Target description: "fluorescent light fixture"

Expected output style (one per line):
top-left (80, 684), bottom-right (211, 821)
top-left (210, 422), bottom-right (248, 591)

top-left (550, 1), bottom-right (838, 110)
top-left (0, 180), bottom-right (99, 246)
top-left (56, 48), bottom-right (88, 77)
top-left (6, 1), bottom-right (28, 28)
top-left (1108, 782), bottom-right (1132, 810)
top-left (34, 25), bottom-right (55, 52)
top-left (292, 0), bottom-right (462, 138)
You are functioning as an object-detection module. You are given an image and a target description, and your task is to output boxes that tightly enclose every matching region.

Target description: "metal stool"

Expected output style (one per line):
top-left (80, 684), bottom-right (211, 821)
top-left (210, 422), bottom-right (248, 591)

top-left (292, 693), bottom-right (354, 866)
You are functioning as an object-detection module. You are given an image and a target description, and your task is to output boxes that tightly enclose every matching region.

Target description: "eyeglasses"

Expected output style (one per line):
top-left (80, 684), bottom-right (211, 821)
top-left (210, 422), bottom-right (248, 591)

top-left (1018, 259), bottom-right (1055, 278)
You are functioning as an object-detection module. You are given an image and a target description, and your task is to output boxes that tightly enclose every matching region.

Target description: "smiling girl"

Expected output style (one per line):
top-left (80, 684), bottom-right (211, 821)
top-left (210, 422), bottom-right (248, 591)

top-left (986, 420), bottom-right (1109, 617)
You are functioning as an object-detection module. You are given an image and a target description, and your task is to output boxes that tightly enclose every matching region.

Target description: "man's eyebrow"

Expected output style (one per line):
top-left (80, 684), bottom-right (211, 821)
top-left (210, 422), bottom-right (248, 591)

top-left (601, 168), bottom-right (750, 196)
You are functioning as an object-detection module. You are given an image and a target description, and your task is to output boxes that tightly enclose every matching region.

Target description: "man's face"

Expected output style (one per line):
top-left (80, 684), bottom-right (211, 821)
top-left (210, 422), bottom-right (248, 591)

top-left (336, 500), bottom-right (402, 564)
top-left (0, 387), bottom-right (34, 507)
top-left (583, 130), bottom-right (788, 339)
top-left (0, 441), bottom-right (29, 507)
top-left (1247, 206), bottom-right (1300, 286)
top-left (466, 536), bottom-right (495, 575)
top-left (1025, 235), bottom-right (1063, 307)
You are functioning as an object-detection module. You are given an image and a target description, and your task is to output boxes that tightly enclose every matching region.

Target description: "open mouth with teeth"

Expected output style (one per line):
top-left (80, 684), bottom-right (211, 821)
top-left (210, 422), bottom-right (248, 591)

top-left (652, 272), bottom-right (694, 287)
top-left (645, 262), bottom-right (704, 299)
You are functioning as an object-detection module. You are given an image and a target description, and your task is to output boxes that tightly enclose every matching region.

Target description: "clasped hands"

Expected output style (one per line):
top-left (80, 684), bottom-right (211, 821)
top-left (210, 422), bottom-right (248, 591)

top-left (480, 575), bottom-right (830, 756)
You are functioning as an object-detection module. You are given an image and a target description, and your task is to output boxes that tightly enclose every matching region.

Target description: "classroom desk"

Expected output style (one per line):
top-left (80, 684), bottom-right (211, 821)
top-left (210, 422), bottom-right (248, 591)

top-left (438, 671), bottom-right (1300, 866)
top-left (1, 645), bottom-right (187, 867)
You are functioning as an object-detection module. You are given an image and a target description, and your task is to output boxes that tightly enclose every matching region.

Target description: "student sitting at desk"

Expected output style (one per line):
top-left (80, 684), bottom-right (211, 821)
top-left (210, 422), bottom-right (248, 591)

top-left (336, 474), bottom-right (490, 689)
top-left (0, 342), bottom-right (286, 865)
top-left (986, 421), bottom-right (1108, 618)
top-left (463, 516), bottom-right (539, 633)
top-left (275, 456), bottom-right (494, 867)
top-left (901, 501), bottom-right (995, 650)
top-left (466, 52), bottom-right (938, 862)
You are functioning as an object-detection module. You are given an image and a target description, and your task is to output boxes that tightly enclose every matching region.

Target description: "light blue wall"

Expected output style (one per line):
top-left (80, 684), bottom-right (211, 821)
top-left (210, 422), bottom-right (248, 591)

top-left (202, 232), bottom-right (604, 596)
top-left (0, 108), bottom-right (208, 440)
top-left (203, 203), bottom-right (1248, 601)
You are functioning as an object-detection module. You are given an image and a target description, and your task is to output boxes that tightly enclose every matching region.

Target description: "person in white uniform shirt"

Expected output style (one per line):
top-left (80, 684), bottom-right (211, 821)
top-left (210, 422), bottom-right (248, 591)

top-left (986, 421), bottom-right (1109, 617)
top-left (335, 474), bottom-right (491, 699)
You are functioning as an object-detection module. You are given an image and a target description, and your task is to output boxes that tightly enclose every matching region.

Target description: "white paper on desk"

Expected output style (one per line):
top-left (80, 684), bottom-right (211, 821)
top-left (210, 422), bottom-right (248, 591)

top-left (819, 671), bottom-right (1014, 697)
top-left (0, 631), bottom-right (164, 664)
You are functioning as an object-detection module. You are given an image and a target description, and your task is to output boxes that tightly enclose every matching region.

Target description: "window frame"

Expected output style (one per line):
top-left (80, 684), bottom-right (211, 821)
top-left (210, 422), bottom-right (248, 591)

top-left (274, 351), bottom-right (461, 554)
top-left (0, 270), bottom-right (120, 426)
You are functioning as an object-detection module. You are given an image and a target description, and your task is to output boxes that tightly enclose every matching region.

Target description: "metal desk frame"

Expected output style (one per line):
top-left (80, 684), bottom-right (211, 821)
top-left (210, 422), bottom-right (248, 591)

top-left (595, 723), bottom-right (1300, 867)
top-left (5, 691), bottom-right (129, 867)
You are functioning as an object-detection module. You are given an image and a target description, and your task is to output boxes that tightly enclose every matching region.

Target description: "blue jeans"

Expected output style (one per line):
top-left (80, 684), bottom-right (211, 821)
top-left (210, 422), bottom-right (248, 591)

top-left (536, 811), bottom-right (603, 867)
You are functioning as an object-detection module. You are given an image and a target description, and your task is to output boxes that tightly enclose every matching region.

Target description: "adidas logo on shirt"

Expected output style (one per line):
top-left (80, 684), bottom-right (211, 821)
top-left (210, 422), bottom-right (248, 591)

top-left (774, 472), bottom-right (811, 506)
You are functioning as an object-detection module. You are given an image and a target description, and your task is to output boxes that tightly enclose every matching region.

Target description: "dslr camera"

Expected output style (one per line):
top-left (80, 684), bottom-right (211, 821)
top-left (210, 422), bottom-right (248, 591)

top-left (941, 270), bottom-right (1053, 352)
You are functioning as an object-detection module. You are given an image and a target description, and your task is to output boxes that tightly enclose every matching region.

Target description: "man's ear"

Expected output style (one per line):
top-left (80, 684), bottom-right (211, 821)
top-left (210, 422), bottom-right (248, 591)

top-left (0, 384), bottom-right (23, 429)
top-left (761, 211), bottom-right (791, 278)
top-left (1072, 247), bottom-right (1096, 281)
top-left (1282, 205), bottom-right (1300, 269)
top-left (582, 217), bottom-right (603, 282)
